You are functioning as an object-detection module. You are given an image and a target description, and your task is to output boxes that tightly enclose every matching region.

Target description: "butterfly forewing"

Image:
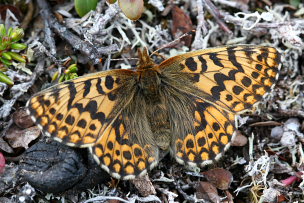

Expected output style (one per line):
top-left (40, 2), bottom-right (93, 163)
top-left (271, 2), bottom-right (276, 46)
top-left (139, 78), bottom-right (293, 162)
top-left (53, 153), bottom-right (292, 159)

top-left (27, 70), bottom-right (136, 147)
top-left (158, 45), bottom-right (280, 113)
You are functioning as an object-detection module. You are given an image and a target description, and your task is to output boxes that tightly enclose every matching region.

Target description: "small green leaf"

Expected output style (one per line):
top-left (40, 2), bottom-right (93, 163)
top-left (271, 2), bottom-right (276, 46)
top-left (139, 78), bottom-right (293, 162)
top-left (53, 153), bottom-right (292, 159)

top-left (11, 43), bottom-right (27, 50)
top-left (7, 52), bottom-right (26, 63)
top-left (52, 71), bottom-right (59, 81)
top-left (2, 52), bottom-right (12, 60)
top-left (65, 74), bottom-right (70, 81)
top-left (69, 73), bottom-right (78, 79)
top-left (0, 71), bottom-right (14, 85)
top-left (7, 27), bottom-right (13, 37)
top-left (0, 24), bottom-right (6, 37)
top-left (75, 0), bottom-right (98, 17)
top-left (118, 0), bottom-right (144, 20)
top-left (0, 44), bottom-right (6, 51)
top-left (67, 64), bottom-right (78, 73)
top-left (0, 57), bottom-right (12, 66)
top-left (58, 74), bottom-right (65, 83)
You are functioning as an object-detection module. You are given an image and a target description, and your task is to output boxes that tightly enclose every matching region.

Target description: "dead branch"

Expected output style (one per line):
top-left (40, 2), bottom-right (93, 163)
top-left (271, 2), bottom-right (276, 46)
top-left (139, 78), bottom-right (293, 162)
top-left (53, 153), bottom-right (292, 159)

top-left (36, 0), bottom-right (118, 64)
top-left (21, 0), bottom-right (34, 30)
top-left (202, 0), bottom-right (232, 33)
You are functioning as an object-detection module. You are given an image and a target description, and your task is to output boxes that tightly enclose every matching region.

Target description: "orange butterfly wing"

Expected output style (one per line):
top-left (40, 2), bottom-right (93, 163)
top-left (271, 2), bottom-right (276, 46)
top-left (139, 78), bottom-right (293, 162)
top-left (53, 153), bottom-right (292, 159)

top-left (157, 45), bottom-right (280, 166)
top-left (27, 70), bottom-right (159, 179)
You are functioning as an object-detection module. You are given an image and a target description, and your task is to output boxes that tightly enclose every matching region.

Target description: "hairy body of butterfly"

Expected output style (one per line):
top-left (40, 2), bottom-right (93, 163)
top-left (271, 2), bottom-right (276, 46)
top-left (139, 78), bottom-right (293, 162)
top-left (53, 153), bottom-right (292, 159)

top-left (27, 45), bottom-right (281, 180)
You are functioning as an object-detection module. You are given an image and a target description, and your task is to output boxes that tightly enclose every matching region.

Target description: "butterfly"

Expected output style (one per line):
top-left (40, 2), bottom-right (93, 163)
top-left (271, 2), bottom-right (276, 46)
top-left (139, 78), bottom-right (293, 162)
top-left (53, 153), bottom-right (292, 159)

top-left (26, 45), bottom-right (281, 180)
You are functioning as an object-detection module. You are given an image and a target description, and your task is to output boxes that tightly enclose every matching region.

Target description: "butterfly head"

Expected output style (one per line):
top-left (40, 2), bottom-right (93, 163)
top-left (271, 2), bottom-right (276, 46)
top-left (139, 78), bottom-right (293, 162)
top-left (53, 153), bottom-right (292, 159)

top-left (136, 47), bottom-right (156, 70)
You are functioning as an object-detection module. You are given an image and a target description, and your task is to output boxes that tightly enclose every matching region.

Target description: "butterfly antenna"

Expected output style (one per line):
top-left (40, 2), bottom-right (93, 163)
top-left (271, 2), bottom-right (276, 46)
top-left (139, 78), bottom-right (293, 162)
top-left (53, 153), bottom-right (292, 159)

top-left (150, 30), bottom-right (195, 57)
top-left (110, 58), bottom-right (138, 61)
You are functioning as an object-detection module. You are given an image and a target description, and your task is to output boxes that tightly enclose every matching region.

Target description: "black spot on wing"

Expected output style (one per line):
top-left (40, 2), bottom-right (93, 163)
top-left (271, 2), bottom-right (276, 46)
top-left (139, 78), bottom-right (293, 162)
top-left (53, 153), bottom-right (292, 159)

top-left (107, 141), bottom-right (114, 150)
top-left (123, 151), bottom-right (132, 160)
top-left (85, 100), bottom-right (98, 115)
top-left (211, 86), bottom-right (224, 100)
top-left (251, 72), bottom-right (260, 79)
top-left (212, 122), bottom-right (220, 131)
top-left (56, 113), bottom-right (64, 121)
top-left (209, 53), bottom-right (224, 67)
top-left (227, 46), bottom-right (244, 72)
top-left (134, 148), bottom-right (142, 157)
top-left (186, 139), bottom-right (194, 148)
top-left (226, 94), bottom-right (233, 101)
top-left (105, 76), bottom-right (114, 90)
top-left (232, 86), bottom-right (244, 95)
top-left (89, 124), bottom-right (96, 130)
top-left (197, 137), bottom-right (206, 146)
top-left (65, 115), bottom-right (75, 125)
top-left (185, 57), bottom-right (197, 72)
top-left (83, 79), bottom-right (92, 97)
top-left (67, 81), bottom-right (77, 109)
top-left (44, 100), bottom-right (50, 107)
top-left (49, 108), bottom-right (56, 115)
top-left (77, 119), bottom-right (87, 128)
top-left (241, 76), bottom-right (252, 87)
top-left (255, 64), bottom-right (263, 71)
top-left (108, 92), bottom-right (117, 101)
top-left (96, 78), bottom-right (105, 94)
top-left (198, 55), bottom-right (208, 73)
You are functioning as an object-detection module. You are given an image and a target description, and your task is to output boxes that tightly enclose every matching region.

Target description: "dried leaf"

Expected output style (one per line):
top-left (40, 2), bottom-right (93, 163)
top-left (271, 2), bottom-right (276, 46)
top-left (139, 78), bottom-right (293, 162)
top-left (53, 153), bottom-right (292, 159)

top-left (0, 137), bottom-right (13, 153)
top-left (222, 190), bottom-right (234, 203)
top-left (131, 174), bottom-right (156, 196)
top-left (196, 181), bottom-right (220, 203)
top-left (13, 108), bottom-right (34, 129)
top-left (171, 5), bottom-right (193, 47)
top-left (5, 125), bottom-right (40, 149)
top-left (231, 130), bottom-right (248, 147)
top-left (202, 168), bottom-right (233, 190)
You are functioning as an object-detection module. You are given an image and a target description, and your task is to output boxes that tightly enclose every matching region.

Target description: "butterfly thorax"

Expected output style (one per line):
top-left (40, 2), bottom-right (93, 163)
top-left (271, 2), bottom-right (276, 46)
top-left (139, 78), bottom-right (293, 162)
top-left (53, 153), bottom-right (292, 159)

top-left (138, 69), bottom-right (161, 102)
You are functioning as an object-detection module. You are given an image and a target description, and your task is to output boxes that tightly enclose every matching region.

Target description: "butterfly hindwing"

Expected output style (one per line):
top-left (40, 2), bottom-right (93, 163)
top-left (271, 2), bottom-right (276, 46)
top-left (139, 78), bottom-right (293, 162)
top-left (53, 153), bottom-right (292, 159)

top-left (90, 113), bottom-right (159, 180)
top-left (173, 97), bottom-right (235, 166)
top-left (90, 90), bottom-right (160, 180)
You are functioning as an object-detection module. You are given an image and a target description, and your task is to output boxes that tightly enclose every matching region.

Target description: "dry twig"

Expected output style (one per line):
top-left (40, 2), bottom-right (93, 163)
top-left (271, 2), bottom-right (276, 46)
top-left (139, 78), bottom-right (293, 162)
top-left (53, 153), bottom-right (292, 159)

top-left (37, 0), bottom-right (118, 64)
top-left (202, 0), bottom-right (232, 33)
